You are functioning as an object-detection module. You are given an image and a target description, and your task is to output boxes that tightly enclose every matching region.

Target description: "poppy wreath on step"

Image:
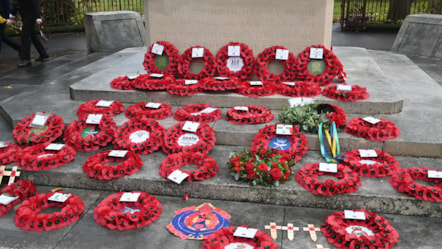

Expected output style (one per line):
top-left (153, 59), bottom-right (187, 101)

top-left (277, 81), bottom-right (322, 97)
top-left (166, 79), bottom-right (203, 96)
top-left (76, 99), bottom-right (124, 117)
top-left (0, 142), bottom-right (21, 165)
top-left (342, 149), bottom-right (400, 177)
top-left (322, 84), bottom-right (370, 102)
top-left (256, 45), bottom-right (296, 84)
top-left (15, 192), bottom-right (85, 232)
top-left (321, 209), bottom-right (399, 249)
top-left (251, 124), bottom-right (308, 163)
top-left (215, 42), bottom-right (255, 80)
top-left (174, 104), bottom-right (222, 123)
top-left (109, 75), bottom-right (137, 90)
top-left (13, 112), bottom-right (64, 147)
top-left (162, 121), bottom-right (216, 154)
top-left (143, 41), bottom-right (180, 75)
top-left (0, 180), bottom-right (38, 218)
top-left (16, 142), bottom-right (76, 171)
top-left (82, 150), bottom-right (143, 180)
top-left (113, 118), bottom-right (165, 155)
top-left (295, 163), bottom-right (362, 196)
top-left (200, 76), bottom-right (241, 91)
top-left (235, 80), bottom-right (277, 97)
top-left (125, 102), bottom-right (173, 120)
top-left (64, 115), bottom-right (117, 151)
top-left (132, 74), bottom-right (176, 91)
top-left (389, 166), bottom-right (442, 202)
top-left (159, 152), bottom-right (218, 182)
top-left (296, 45), bottom-right (346, 86)
top-left (93, 191), bottom-right (163, 231)
top-left (344, 117), bottom-right (400, 141)
top-left (226, 105), bottom-right (273, 125)
top-left (178, 46), bottom-right (216, 79)
top-left (201, 225), bottom-right (278, 249)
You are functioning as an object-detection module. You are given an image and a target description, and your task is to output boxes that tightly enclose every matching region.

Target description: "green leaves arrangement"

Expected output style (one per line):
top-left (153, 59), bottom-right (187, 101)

top-left (278, 103), bottom-right (330, 133)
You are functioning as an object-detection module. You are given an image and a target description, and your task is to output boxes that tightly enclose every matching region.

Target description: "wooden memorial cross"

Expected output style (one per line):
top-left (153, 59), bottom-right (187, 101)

top-left (314, 245), bottom-right (330, 249)
top-left (303, 224), bottom-right (321, 242)
top-left (264, 222), bottom-right (282, 240)
top-left (281, 223), bottom-right (300, 241)
top-left (0, 166), bottom-right (21, 185)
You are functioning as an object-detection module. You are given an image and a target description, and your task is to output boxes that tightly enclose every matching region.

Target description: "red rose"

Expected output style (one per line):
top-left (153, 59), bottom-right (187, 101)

top-left (245, 163), bottom-right (255, 172)
top-left (230, 157), bottom-right (239, 163)
top-left (257, 163), bottom-right (268, 172)
top-left (269, 168), bottom-right (282, 180)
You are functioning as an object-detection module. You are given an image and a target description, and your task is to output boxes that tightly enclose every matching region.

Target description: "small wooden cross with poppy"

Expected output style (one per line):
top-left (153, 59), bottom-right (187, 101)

top-left (303, 224), bottom-right (321, 242)
top-left (0, 166), bottom-right (21, 185)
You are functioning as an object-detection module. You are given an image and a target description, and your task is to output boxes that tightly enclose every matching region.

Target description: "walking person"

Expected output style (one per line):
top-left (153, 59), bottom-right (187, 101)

top-left (0, 0), bottom-right (21, 56)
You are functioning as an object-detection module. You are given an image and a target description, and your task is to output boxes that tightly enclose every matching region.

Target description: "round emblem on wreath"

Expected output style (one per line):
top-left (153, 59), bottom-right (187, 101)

top-left (162, 121), bottom-right (216, 154)
top-left (215, 42), bottom-right (255, 80)
top-left (143, 41), bottom-right (180, 75)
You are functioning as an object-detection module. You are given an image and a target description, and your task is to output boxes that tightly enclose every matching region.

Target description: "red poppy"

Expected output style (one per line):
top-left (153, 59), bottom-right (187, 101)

top-left (143, 41), bottom-right (180, 75)
top-left (277, 80), bottom-right (321, 97)
top-left (76, 99), bottom-right (124, 117)
top-left (162, 121), bottom-right (216, 154)
top-left (159, 152), bottom-right (218, 182)
top-left (166, 79), bottom-right (203, 96)
top-left (109, 75), bottom-right (136, 90)
top-left (132, 74), bottom-right (175, 90)
top-left (0, 142), bottom-right (21, 165)
top-left (215, 42), bottom-right (255, 80)
top-left (226, 105), bottom-right (273, 125)
top-left (322, 84), bottom-right (370, 102)
top-left (125, 102), bottom-right (173, 120)
top-left (13, 112), bottom-right (64, 147)
top-left (256, 45), bottom-right (297, 84)
top-left (344, 117), bottom-right (401, 141)
top-left (200, 76), bottom-right (241, 91)
top-left (16, 142), bottom-right (76, 171)
top-left (235, 80), bottom-right (277, 97)
top-left (178, 45), bottom-right (215, 79)
top-left (342, 149), bottom-right (400, 177)
top-left (174, 103), bottom-right (222, 123)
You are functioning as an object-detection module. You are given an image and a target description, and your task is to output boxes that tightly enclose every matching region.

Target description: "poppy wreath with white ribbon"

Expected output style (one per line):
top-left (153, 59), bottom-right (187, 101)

top-left (0, 142), bottom-right (21, 165)
top-left (162, 121), bottom-right (216, 154)
top-left (15, 192), bottom-right (85, 232)
top-left (226, 105), bottom-right (273, 125)
top-left (200, 76), bottom-right (241, 91)
top-left (389, 166), bottom-right (442, 202)
top-left (321, 209), bottom-right (399, 249)
top-left (215, 42), bottom-right (255, 80)
top-left (64, 115), bottom-right (117, 151)
top-left (235, 80), bottom-right (277, 97)
top-left (13, 112), bottom-right (64, 147)
top-left (132, 73), bottom-right (176, 91)
top-left (178, 45), bottom-right (216, 79)
top-left (322, 84), bottom-right (370, 102)
top-left (344, 117), bottom-right (400, 141)
top-left (93, 191), bottom-right (163, 231)
top-left (295, 163), bottom-right (362, 196)
top-left (125, 102), bottom-right (173, 120)
top-left (342, 149), bottom-right (400, 177)
top-left (159, 152), bottom-right (219, 182)
top-left (174, 103), bottom-right (222, 123)
top-left (76, 99), bottom-right (124, 117)
top-left (113, 118), bottom-right (165, 155)
top-left (143, 41), bottom-right (180, 75)
top-left (296, 45), bottom-right (346, 86)
top-left (256, 45), bottom-right (297, 84)
top-left (251, 124), bottom-right (308, 162)
top-left (109, 75), bottom-right (137, 90)
top-left (0, 180), bottom-right (38, 218)
top-left (277, 81), bottom-right (322, 97)
top-left (16, 142), bottom-right (76, 171)
top-left (82, 150), bottom-right (143, 180)
top-left (166, 79), bottom-right (203, 96)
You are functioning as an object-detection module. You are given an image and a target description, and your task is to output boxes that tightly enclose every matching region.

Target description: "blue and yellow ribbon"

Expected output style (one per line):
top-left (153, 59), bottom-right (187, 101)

top-left (318, 122), bottom-right (341, 163)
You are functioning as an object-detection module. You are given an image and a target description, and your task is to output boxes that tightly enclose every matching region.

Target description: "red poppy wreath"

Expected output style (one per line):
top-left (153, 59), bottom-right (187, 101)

top-left (389, 166), bottom-right (442, 202)
top-left (174, 104), bottom-right (222, 123)
top-left (296, 45), bottom-right (346, 86)
top-left (344, 117), bottom-right (400, 141)
top-left (76, 99), bottom-right (124, 117)
top-left (83, 150), bottom-right (143, 180)
top-left (178, 46), bottom-right (216, 79)
top-left (15, 192), bottom-right (85, 232)
top-left (200, 76), bottom-right (241, 91)
top-left (132, 73), bottom-right (175, 91)
top-left (159, 152), bottom-right (218, 182)
top-left (215, 42), bottom-right (255, 80)
top-left (162, 121), bottom-right (216, 154)
top-left (13, 112), bottom-right (64, 147)
top-left (0, 180), bottom-right (38, 218)
top-left (201, 225), bottom-right (278, 249)
top-left (94, 191), bottom-right (163, 231)
top-left (277, 80), bottom-right (321, 97)
top-left (235, 80), bottom-right (277, 97)
top-left (295, 163), bottom-right (362, 196)
top-left (256, 45), bottom-right (297, 84)
top-left (113, 118), bottom-right (165, 154)
top-left (143, 41), bottom-right (180, 75)
top-left (342, 149), bottom-right (400, 177)
top-left (166, 79), bottom-right (203, 96)
top-left (322, 84), bottom-right (370, 102)
top-left (125, 102), bottom-right (173, 120)
top-left (109, 75), bottom-right (137, 90)
top-left (321, 209), bottom-right (399, 249)
top-left (16, 142), bottom-right (76, 171)
top-left (0, 142), bottom-right (21, 165)
top-left (251, 124), bottom-right (308, 162)
top-left (226, 105), bottom-right (273, 125)
top-left (64, 115), bottom-right (117, 151)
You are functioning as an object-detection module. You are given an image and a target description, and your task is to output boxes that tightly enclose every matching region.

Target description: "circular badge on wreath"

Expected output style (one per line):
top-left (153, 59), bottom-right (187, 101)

top-left (226, 105), bottom-right (273, 125)
top-left (178, 45), bottom-right (216, 79)
top-left (143, 41), bottom-right (180, 75)
top-left (256, 45), bottom-right (296, 84)
top-left (215, 42), bottom-right (255, 80)
top-left (162, 121), bottom-right (216, 154)
top-left (13, 112), bottom-right (64, 147)
top-left (174, 103), bottom-right (222, 123)
top-left (0, 142), bottom-right (21, 165)
top-left (322, 84), bottom-right (370, 102)
top-left (16, 142), bottom-right (76, 171)
top-left (76, 99), bottom-right (124, 117)
top-left (125, 102), bottom-right (173, 120)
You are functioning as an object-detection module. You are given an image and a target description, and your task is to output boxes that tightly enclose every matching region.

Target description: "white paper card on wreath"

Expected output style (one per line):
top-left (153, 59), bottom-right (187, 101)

top-left (275, 49), bottom-right (289, 60)
top-left (359, 149), bottom-right (378, 158)
top-left (234, 106), bottom-right (249, 112)
top-left (108, 150), bottom-right (128, 158)
top-left (192, 47), bottom-right (204, 58)
top-left (344, 210), bottom-right (366, 220)
top-left (228, 45), bottom-right (240, 56)
top-left (310, 48), bottom-right (324, 59)
top-left (337, 84), bottom-right (352, 91)
top-left (152, 43), bottom-right (164, 55)
top-left (30, 112), bottom-right (49, 128)
top-left (185, 79), bottom-right (198, 85)
top-left (167, 169), bottom-right (189, 184)
top-left (95, 100), bottom-right (114, 107)
top-left (120, 192), bottom-right (141, 202)
top-left (428, 170), bottom-right (442, 179)
top-left (45, 143), bottom-right (64, 151)
top-left (319, 163), bottom-right (338, 173)
top-left (191, 107), bottom-right (218, 116)
top-left (225, 243), bottom-right (254, 249)
top-left (149, 73), bottom-right (164, 78)
top-left (182, 121), bottom-right (200, 132)
top-left (86, 114), bottom-right (103, 124)
top-left (249, 81), bottom-right (263, 86)
top-left (234, 227), bottom-right (258, 239)
top-left (129, 130), bottom-right (150, 143)
top-left (48, 193), bottom-right (71, 203)
top-left (128, 75), bottom-right (139, 80)
top-left (283, 81), bottom-right (296, 86)
top-left (276, 124), bottom-right (293, 135)
top-left (214, 76), bottom-right (229, 80)
top-left (145, 102), bottom-right (161, 109)
top-left (363, 117), bottom-right (381, 125)
top-left (0, 194), bottom-right (19, 205)
top-left (288, 97), bottom-right (314, 107)
top-left (0, 141), bottom-right (8, 148)
top-left (227, 56), bottom-right (244, 72)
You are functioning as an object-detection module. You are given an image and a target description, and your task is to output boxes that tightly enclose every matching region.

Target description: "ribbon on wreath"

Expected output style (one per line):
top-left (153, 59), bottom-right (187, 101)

top-left (318, 122), bottom-right (341, 163)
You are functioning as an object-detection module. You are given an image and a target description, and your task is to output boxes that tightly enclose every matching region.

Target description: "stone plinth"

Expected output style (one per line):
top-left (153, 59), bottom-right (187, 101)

top-left (144, 0), bottom-right (334, 54)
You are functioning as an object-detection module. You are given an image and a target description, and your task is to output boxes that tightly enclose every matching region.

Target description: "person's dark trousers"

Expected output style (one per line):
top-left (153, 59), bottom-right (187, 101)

top-left (19, 15), bottom-right (46, 60)
top-left (0, 22), bottom-right (20, 54)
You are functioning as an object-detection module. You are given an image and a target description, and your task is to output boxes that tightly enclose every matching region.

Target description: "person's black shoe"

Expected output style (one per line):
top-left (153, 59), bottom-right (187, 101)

top-left (17, 60), bottom-right (32, 67)
top-left (36, 54), bottom-right (49, 61)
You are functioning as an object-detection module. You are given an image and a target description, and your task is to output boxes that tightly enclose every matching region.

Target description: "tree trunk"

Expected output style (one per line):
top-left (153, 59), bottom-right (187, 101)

top-left (387, 0), bottom-right (414, 22)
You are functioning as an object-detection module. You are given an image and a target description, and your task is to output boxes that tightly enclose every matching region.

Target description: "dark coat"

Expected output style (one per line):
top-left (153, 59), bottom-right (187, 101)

top-left (12, 0), bottom-right (41, 19)
top-left (0, 0), bottom-right (12, 19)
